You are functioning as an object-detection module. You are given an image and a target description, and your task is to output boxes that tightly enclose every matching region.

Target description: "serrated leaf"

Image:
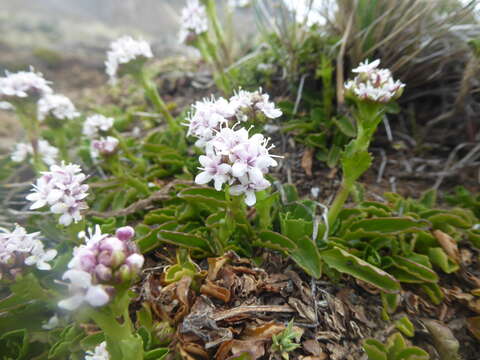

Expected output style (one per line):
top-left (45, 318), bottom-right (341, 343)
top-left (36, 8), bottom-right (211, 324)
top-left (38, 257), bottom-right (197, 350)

top-left (333, 116), bottom-right (356, 137)
top-left (321, 247), bottom-right (401, 293)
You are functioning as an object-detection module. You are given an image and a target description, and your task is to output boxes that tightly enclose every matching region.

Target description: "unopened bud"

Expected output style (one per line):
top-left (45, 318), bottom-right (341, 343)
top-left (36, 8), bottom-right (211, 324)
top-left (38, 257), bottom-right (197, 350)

top-left (95, 264), bottom-right (113, 282)
top-left (116, 226), bottom-right (135, 242)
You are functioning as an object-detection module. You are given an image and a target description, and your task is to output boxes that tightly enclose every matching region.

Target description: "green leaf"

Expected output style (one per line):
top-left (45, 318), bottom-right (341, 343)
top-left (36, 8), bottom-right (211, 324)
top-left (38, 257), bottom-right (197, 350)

top-left (257, 230), bottom-right (297, 252)
top-left (395, 316), bottom-right (415, 338)
top-left (321, 247), bottom-right (401, 293)
top-left (157, 230), bottom-right (213, 255)
top-left (381, 292), bottom-right (400, 314)
top-left (144, 348), bottom-right (169, 360)
top-left (390, 256), bottom-right (438, 283)
top-left (333, 116), bottom-right (356, 137)
top-left (428, 248), bottom-right (459, 274)
top-left (349, 217), bottom-right (429, 234)
top-left (290, 236), bottom-right (323, 278)
top-left (342, 148), bottom-right (372, 183)
top-left (363, 339), bottom-right (387, 360)
top-left (178, 187), bottom-right (226, 210)
top-left (426, 213), bottom-right (471, 229)
top-left (419, 189), bottom-right (437, 208)
top-left (0, 329), bottom-right (29, 359)
top-left (396, 348), bottom-right (429, 360)
top-left (420, 283), bottom-right (444, 305)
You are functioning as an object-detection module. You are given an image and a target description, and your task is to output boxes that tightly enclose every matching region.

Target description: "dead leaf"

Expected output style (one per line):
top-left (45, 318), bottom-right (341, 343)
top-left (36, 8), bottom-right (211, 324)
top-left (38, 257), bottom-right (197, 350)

top-left (242, 321), bottom-right (285, 340)
top-left (433, 230), bottom-right (460, 263)
top-left (201, 280), bottom-right (231, 303)
top-left (423, 319), bottom-right (461, 360)
top-left (231, 340), bottom-right (265, 360)
top-left (303, 339), bottom-right (324, 356)
top-left (288, 298), bottom-right (317, 323)
top-left (301, 148), bottom-right (314, 176)
top-left (466, 316), bottom-right (480, 341)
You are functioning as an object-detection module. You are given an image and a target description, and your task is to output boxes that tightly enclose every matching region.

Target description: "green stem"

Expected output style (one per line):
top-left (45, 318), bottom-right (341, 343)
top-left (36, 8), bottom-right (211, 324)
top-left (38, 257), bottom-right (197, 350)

top-left (327, 103), bottom-right (384, 228)
top-left (111, 129), bottom-right (145, 171)
top-left (16, 107), bottom-right (46, 173)
top-left (89, 307), bottom-right (143, 360)
top-left (327, 179), bottom-right (353, 228)
top-left (204, 0), bottom-right (230, 65)
top-left (138, 69), bottom-right (180, 133)
top-left (198, 34), bottom-right (231, 94)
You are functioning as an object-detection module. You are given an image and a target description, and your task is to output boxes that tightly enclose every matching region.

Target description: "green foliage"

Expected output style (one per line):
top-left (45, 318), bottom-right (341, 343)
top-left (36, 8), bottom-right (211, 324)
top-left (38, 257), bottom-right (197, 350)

top-left (363, 333), bottom-right (429, 360)
top-left (270, 321), bottom-right (302, 360)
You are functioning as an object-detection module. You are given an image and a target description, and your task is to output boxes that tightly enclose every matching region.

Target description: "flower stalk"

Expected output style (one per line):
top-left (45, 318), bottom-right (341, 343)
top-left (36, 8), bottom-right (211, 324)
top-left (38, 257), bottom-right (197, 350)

top-left (328, 59), bottom-right (404, 227)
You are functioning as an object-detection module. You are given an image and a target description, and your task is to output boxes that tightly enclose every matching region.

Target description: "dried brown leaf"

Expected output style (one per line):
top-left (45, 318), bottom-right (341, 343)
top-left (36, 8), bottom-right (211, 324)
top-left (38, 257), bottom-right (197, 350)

top-left (433, 230), bottom-right (460, 263)
top-left (301, 148), bottom-right (314, 177)
top-left (201, 280), bottom-right (231, 303)
top-left (423, 319), bottom-right (461, 360)
top-left (466, 316), bottom-right (480, 341)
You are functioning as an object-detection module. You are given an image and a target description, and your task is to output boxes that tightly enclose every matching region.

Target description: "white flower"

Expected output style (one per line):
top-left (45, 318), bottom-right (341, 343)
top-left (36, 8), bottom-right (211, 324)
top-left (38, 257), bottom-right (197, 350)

top-left (351, 59), bottom-right (381, 74)
top-left (0, 225), bottom-right (56, 272)
top-left (37, 93), bottom-right (79, 122)
top-left (59, 225), bottom-right (143, 311)
top-left (42, 314), bottom-right (60, 330)
top-left (11, 139), bottom-right (59, 166)
top-left (85, 342), bottom-right (110, 360)
top-left (58, 269), bottom-right (110, 310)
top-left (0, 101), bottom-right (13, 110)
top-left (0, 68), bottom-right (52, 100)
top-left (194, 125), bottom-right (279, 206)
top-left (24, 241), bottom-right (57, 270)
top-left (228, 0), bottom-right (251, 8)
top-left (26, 162), bottom-right (89, 226)
top-left (11, 143), bottom-right (31, 163)
top-left (255, 93), bottom-right (283, 119)
top-left (185, 96), bottom-right (236, 148)
top-left (105, 36), bottom-right (153, 83)
top-left (83, 114), bottom-right (114, 139)
top-left (229, 88), bottom-right (282, 121)
top-left (90, 136), bottom-right (119, 158)
top-left (195, 154), bottom-right (231, 191)
top-left (345, 59), bottom-right (405, 103)
top-left (179, 0), bottom-right (208, 44)
top-left (283, 0), bottom-right (333, 27)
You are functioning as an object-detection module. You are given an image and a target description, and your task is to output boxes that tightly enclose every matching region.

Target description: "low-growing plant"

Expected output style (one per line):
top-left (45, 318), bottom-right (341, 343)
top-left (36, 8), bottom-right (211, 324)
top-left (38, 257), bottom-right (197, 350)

top-left (363, 332), bottom-right (430, 360)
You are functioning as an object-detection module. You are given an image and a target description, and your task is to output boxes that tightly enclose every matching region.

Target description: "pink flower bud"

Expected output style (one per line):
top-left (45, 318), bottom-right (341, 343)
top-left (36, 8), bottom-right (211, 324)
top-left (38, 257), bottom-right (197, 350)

top-left (116, 264), bottom-right (132, 283)
top-left (95, 264), bottom-right (112, 282)
top-left (115, 226), bottom-right (135, 242)
top-left (126, 253), bottom-right (144, 273)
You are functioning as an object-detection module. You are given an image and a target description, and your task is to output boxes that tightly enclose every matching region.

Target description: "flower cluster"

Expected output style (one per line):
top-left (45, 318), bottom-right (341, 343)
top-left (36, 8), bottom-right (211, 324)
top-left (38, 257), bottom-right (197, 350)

top-left (83, 114), bottom-right (114, 138)
top-left (0, 69), bottom-right (52, 101)
top-left (85, 342), bottom-right (110, 360)
top-left (58, 226), bottom-right (144, 311)
top-left (0, 225), bottom-right (57, 280)
top-left (179, 0), bottom-right (208, 44)
top-left (27, 163), bottom-right (89, 226)
top-left (344, 59), bottom-right (405, 103)
top-left (37, 93), bottom-right (79, 122)
top-left (105, 36), bottom-right (153, 83)
top-left (195, 125), bottom-right (278, 205)
top-left (185, 89), bottom-right (282, 148)
top-left (90, 136), bottom-right (120, 158)
top-left (82, 114), bottom-right (118, 158)
top-left (229, 88), bottom-right (283, 122)
top-left (11, 139), bottom-right (59, 166)
top-left (283, 0), bottom-right (333, 28)
top-left (228, 0), bottom-right (251, 8)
